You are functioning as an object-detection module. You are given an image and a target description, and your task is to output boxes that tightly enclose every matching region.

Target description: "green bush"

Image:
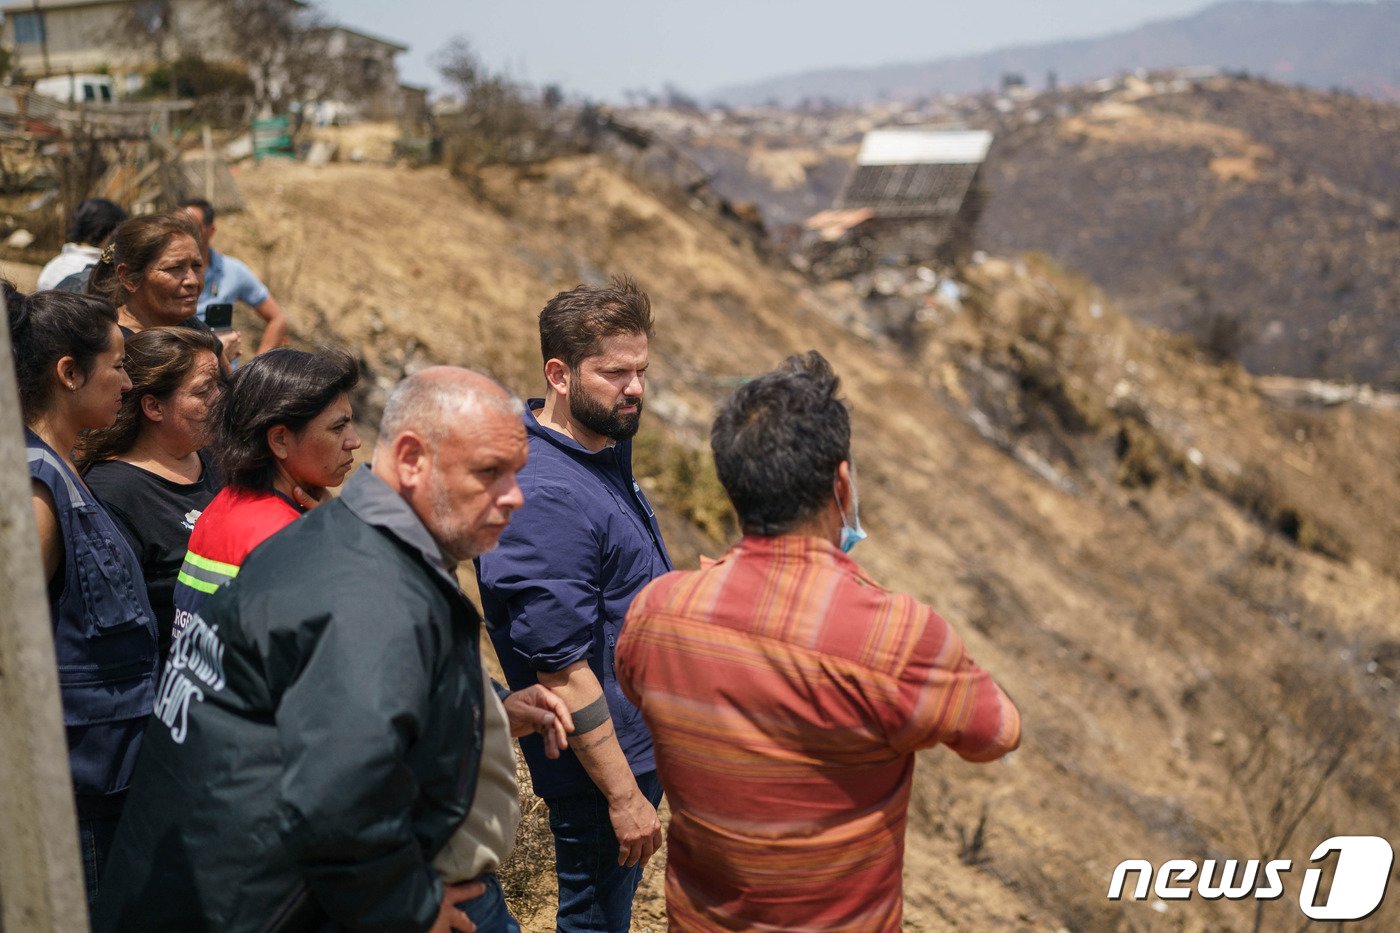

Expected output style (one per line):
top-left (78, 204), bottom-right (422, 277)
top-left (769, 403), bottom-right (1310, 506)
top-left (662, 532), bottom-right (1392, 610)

top-left (633, 432), bottom-right (737, 545)
top-left (142, 56), bottom-right (253, 100)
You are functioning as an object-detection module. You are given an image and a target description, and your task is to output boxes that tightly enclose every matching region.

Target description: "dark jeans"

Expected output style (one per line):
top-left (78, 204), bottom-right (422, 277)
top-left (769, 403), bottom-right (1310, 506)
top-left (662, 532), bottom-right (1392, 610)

top-left (546, 771), bottom-right (663, 933)
top-left (457, 873), bottom-right (521, 933)
top-left (79, 815), bottom-right (121, 910)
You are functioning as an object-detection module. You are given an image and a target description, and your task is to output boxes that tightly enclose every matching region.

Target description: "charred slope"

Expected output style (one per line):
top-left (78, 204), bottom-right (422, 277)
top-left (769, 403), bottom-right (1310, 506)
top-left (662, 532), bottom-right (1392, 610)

top-left (979, 76), bottom-right (1400, 385)
top-left (218, 156), bottom-right (1400, 930)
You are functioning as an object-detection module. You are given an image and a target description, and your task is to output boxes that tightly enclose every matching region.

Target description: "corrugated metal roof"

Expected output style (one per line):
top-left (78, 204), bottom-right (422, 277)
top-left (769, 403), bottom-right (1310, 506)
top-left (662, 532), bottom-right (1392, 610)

top-left (856, 129), bottom-right (993, 166)
top-left (837, 162), bottom-right (981, 218)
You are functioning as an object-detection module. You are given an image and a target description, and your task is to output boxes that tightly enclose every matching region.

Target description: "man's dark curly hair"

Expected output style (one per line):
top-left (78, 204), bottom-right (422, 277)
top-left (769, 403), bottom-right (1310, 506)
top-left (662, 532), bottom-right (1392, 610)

top-left (710, 350), bottom-right (851, 536)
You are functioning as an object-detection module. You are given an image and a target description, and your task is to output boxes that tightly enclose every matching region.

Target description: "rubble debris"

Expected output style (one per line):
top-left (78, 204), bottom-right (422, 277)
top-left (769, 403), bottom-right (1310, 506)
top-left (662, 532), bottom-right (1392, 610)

top-left (0, 87), bottom-right (245, 234)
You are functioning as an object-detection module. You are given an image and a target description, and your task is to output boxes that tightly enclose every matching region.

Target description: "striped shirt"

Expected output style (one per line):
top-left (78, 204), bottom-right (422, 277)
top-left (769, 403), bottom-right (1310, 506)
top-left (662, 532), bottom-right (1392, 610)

top-left (616, 535), bottom-right (1021, 932)
top-left (171, 487), bottom-right (301, 641)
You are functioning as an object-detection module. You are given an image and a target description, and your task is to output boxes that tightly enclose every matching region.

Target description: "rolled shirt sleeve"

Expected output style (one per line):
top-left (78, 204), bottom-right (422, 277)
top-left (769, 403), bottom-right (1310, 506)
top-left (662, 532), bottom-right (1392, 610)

top-left (888, 604), bottom-right (1022, 762)
top-left (478, 484), bottom-right (600, 673)
top-left (223, 254), bottom-right (270, 307)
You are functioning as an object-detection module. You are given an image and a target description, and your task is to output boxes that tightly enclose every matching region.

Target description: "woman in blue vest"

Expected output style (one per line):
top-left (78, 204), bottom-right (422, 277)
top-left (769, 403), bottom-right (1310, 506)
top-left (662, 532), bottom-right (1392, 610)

top-left (9, 281), bottom-right (159, 908)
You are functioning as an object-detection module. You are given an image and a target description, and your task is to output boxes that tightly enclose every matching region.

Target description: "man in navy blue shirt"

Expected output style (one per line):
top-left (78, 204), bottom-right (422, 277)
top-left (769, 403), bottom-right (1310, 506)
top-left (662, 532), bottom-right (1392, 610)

top-left (478, 276), bottom-right (672, 932)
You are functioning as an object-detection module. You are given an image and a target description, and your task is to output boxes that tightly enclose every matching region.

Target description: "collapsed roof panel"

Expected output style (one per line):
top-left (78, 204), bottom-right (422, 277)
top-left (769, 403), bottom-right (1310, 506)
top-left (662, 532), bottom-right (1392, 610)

top-left (837, 128), bottom-right (991, 218)
top-left (839, 161), bottom-right (981, 217)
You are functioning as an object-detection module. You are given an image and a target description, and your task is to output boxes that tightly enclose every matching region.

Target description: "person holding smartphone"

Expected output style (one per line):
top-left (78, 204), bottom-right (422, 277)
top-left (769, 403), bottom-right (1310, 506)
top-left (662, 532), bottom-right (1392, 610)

top-left (178, 198), bottom-right (289, 355)
top-left (204, 301), bottom-right (239, 369)
top-left (86, 213), bottom-right (243, 367)
top-left (204, 302), bottom-right (235, 331)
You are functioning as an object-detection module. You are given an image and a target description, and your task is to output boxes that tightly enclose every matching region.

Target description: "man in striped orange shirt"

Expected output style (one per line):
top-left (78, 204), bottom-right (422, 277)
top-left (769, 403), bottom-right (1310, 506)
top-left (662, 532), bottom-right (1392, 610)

top-left (616, 351), bottom-right (1021, 931)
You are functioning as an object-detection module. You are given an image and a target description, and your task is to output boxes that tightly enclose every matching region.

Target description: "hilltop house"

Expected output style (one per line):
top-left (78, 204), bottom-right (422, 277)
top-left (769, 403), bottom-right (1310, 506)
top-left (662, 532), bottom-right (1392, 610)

top-left (813, 127), bottom-right (992, 270)
top-left (1, 0), bottom-right (277, 93)
top-left (1, 0), bottom-right (412, 118)
top-left (302, 24), bottom-right (409, 122)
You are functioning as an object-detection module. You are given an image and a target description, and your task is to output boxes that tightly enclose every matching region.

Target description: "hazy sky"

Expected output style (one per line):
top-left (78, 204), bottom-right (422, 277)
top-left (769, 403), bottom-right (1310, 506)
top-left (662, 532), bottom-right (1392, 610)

top-left (323, 0), bottom-right (1325, 99)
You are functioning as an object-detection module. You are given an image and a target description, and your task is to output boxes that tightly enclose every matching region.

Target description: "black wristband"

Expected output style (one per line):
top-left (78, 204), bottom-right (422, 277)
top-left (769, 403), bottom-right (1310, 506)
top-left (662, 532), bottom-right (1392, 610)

top-left (569, 695), bottom-right (611, 734)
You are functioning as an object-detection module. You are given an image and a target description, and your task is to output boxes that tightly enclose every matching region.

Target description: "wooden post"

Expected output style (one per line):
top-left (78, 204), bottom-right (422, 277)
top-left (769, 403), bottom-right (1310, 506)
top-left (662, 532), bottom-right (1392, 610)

top-left (0, 297), bottom-right (89, 929)
top-left (203, 123), bottom-right (216, 204)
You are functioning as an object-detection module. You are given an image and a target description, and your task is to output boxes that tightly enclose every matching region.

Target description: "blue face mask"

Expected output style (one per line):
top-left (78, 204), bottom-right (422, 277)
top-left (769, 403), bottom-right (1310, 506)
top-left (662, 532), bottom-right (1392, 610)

top-left (835, 469), bottom-right (867, 554)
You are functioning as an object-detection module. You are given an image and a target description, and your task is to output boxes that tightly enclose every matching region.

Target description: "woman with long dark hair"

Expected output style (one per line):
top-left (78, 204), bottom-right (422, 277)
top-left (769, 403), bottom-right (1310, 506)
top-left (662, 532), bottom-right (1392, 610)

top-left (79, 326), bottom-right (226, 661)
top-left (170, 346), bottom-right (361, 633)
top-left (8, 281), bottom-right (157, 907)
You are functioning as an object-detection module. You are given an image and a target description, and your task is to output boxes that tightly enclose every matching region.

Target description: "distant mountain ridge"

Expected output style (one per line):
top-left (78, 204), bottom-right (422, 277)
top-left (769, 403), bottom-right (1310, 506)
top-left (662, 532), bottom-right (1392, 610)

top-left (712, 1), bottom-right (1400, 105)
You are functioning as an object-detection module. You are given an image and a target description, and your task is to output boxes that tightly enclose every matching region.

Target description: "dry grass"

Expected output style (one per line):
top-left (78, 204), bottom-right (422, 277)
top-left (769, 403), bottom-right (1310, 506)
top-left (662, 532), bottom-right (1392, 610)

top-left (497, 758), bottom-right (557, 928)
top-left (210, 157), bottom-right (1400, 931)
top-left (1060, 99), bottom-right (1274, 160)
top-left (302, 120), bottom-right (401, 163)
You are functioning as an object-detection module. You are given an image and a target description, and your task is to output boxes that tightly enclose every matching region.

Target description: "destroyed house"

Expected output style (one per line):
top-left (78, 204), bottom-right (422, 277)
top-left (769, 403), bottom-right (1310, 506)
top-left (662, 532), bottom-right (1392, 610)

top-left (828, 127), bottom-right (992, 267)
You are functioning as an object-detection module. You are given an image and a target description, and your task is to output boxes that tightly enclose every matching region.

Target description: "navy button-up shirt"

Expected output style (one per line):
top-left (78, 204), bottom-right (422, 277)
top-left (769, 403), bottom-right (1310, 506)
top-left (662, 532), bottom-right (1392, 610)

top-left (476, 399), bottom-right (672, 798)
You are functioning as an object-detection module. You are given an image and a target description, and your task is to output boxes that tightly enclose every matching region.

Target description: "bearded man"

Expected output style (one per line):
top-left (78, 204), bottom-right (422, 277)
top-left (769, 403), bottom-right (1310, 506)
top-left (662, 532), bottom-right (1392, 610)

top-left (476, 276), bottom-right (671, 933)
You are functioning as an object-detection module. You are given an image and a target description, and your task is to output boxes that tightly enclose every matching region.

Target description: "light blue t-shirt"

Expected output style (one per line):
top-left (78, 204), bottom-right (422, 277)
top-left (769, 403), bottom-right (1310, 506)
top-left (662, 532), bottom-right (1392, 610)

top-left (196, 248), bottom-right (270, 320)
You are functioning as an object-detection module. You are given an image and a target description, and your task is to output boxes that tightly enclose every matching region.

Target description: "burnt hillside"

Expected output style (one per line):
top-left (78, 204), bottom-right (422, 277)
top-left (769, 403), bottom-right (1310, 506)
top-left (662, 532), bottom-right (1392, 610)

top-left (627, 74), bottom-right (1400, 386)
top-left (178, 151), bottom-right (1400, 930)
top-left (979, 76), bottom-right (1400, 386)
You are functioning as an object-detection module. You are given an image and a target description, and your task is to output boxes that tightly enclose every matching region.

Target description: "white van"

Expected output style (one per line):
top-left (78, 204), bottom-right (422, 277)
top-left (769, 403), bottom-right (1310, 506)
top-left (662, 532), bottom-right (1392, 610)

top-left (33, 74), bottom-right (116, 105)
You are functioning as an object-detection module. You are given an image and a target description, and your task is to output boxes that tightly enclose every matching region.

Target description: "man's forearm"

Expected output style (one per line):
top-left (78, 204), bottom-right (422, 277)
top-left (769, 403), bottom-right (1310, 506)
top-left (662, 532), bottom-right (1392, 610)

top-left (255, 296), bottom-right (289, 353)
top-left (541, 661), bottom-right (661, 866)
top-left (538, 661), bottom-right (639, 802)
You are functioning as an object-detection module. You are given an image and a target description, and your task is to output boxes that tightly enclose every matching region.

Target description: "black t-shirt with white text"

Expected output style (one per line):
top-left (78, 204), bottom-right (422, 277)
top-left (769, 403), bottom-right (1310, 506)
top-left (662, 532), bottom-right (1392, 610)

top-left (86, 452), bottom-right (223, 660)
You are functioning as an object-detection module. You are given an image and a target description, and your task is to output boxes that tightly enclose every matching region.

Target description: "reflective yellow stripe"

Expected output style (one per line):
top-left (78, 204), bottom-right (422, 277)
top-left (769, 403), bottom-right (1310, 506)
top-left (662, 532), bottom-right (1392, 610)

top-left (177, 570), bottom-right (220, 595)
top-left (183, 551), bottom-right (240, 577)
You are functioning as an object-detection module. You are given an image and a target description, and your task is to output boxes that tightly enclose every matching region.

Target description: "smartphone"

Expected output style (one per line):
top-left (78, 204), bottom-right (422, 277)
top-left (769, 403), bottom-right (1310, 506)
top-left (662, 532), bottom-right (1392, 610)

top-left (205, 302), bottom-right (234, 330)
